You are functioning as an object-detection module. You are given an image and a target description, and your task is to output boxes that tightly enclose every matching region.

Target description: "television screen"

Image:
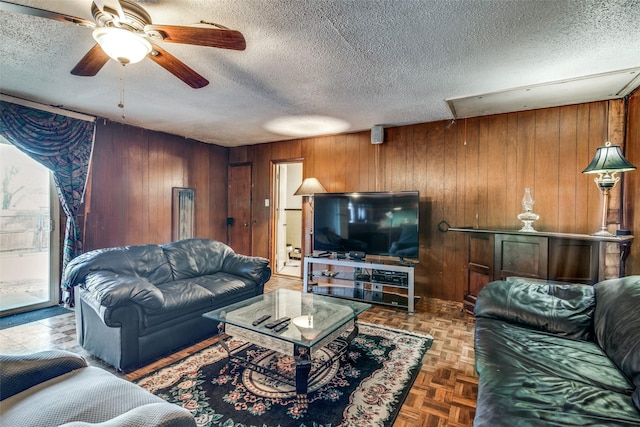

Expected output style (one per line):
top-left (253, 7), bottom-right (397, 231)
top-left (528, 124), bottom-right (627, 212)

top-left (313, 191), bottom-right (419, 259)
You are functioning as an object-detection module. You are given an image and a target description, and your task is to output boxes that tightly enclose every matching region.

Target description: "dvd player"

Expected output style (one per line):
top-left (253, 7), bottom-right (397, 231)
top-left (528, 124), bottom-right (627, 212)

top-left (371, 269), bottom-right (409, 286)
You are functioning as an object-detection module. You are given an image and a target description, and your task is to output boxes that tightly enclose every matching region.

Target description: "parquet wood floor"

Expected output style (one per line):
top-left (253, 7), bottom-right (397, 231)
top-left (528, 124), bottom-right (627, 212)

top-left (0, 275), bottom-right (478, 426)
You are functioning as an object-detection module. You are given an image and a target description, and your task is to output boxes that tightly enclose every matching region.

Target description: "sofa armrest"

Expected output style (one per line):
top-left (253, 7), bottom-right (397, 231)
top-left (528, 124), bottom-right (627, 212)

top-left (474, 280), bottom-right (596, 340)
top-left (59, 402), bottom-right (196, 427)
top-left (83, 271), bottom-right (164, 310)
top-left (0, 350), bottom-right (87, 401)
top-left (222, 253), bottom-right (271, 284)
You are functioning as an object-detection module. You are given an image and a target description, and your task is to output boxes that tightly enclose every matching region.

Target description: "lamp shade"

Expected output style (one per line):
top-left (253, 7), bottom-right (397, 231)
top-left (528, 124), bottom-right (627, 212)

top-left (93, 27), bottom-right (152, 64)
top-left (582, 142), bottom-right (637, 174)
top-left (294, 178), bottom-right (327, 196)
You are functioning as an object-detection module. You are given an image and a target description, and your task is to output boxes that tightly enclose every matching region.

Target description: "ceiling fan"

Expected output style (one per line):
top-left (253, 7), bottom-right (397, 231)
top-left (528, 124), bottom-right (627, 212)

top-left (0, 0), bottom-right (246, 88)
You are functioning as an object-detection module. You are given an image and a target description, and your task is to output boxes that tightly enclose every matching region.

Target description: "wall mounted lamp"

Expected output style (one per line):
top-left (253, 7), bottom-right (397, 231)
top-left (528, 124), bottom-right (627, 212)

top-left (582, 141), bottom-right (636, 236)
top-left (294, 177), bottom-right (327, 211)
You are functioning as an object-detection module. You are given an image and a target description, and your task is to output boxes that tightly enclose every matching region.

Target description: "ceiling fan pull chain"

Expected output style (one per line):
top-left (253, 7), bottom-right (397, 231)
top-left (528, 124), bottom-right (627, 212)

top-left (118, 65), bottom-right (126, 119)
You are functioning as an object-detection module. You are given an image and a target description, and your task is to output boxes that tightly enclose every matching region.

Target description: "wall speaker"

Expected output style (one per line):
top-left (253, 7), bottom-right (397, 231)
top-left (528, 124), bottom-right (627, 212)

top-left (371, 125), bottom-right (384, 144)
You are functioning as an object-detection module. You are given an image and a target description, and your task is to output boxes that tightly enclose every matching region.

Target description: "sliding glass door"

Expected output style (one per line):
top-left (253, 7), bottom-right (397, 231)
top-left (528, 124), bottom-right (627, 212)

top-left (0, 141), bottom-right (60, 316)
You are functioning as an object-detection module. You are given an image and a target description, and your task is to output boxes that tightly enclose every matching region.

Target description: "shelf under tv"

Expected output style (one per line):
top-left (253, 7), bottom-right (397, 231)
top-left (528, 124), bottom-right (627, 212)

top-left (310, 285), bottom-right (420, 310)
top-left (303, 256), bottom-right (417, 313)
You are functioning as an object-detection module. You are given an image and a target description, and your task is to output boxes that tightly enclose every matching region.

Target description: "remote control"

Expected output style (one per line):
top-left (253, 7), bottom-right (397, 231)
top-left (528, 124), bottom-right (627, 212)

top-left (264, 316), bottom-right (291, 329)
top-left (252, 315), bottom-right (271, 326)
top-left (272, 322), bottom-right (289, 332)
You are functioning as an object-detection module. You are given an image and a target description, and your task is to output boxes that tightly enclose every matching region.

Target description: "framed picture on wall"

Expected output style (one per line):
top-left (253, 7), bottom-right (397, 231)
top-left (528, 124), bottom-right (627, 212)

top-left (172, 187), bottom-right (195, 241)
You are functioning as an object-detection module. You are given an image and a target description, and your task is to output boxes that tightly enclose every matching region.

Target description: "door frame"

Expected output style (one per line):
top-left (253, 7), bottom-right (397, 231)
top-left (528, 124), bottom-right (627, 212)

top-left (270, 159), bottom-right (303, 276)
top-left (49, 174), bottom-right (61, 308)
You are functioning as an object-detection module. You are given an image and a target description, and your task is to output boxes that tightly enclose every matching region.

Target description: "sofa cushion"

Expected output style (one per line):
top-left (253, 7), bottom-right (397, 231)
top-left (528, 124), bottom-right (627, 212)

top-left (0, 366), bottom-right (190, 427)
top-left (63, 244), bottom-right (173, 288)
top-left (59, 402), bottom-right (195, 427)
top-left (0, 351), bottom-right (87, 401)
top-left (222, 253), bottom-right (271, 283)
top-left (142, 274), bottom-right (260, 328)
top-left (189, 272), bottom-right (261, 301)
top-left (149, 280), bottom-right (214, 316)
top-left (474, 280), bottom-right (596, 340)
top-left (162, 238), bottom-right (235, 280)
top-left (84, 271), bottom-right (164, 310)
top-left (474, 317), bottom-right (638, 425)
top-left (593, 276), bottom-right (640, 410)
top-left (475, 318), bottom-right (634, 394)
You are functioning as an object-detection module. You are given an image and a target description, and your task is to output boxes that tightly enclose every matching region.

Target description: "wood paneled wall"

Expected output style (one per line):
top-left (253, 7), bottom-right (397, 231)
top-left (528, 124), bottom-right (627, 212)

top-left (78, 96), bottom-right (637, 303)
top-left (231, 99), bottom-right (637, 302)
top-left (83, 121), bottom-right (229, 250)
top-left (625, 90), bottom-right (640, 274)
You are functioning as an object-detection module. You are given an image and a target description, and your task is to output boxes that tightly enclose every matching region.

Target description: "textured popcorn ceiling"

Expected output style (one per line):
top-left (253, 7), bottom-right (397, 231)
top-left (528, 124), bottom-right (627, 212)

top-left (1, 0), bottom-right (639, 146)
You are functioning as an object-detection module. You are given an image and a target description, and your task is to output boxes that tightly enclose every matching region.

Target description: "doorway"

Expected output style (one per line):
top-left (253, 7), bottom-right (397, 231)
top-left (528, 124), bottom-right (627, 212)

top-left (0, 141), bottom-right (60, 316)
top-left (273, 162), bottom-right (303, 277)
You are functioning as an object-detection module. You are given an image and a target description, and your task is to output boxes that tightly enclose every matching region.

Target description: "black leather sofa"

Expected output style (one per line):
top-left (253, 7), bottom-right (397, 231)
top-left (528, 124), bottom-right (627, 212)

top-left (63, 238), bottom-right (271, 371)
top-left (473, 276), bottom-right (640, 426)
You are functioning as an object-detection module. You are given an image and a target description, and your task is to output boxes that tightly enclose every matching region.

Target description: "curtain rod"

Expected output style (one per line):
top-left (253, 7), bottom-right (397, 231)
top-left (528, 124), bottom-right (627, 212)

top-left (0, 93), bottom-right (95, 122)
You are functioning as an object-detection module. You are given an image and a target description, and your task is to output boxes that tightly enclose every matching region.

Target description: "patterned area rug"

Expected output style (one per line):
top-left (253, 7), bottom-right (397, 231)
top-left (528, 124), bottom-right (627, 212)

top-left (135, 323), bottom-right (433, 427)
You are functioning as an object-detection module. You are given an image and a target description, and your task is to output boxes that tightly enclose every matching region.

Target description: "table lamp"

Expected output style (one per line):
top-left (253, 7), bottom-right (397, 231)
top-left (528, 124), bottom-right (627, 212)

top-left (582, 141), bottom-right (636, 236)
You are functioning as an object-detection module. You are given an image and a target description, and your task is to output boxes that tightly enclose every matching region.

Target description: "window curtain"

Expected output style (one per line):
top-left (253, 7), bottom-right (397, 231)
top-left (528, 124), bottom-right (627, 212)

top-left (0, 101), bottom-right (95, 304)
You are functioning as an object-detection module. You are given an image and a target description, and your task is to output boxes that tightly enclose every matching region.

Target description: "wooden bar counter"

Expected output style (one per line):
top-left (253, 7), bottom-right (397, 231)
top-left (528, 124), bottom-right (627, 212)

top-left (450, 228), bottom-right (634, 313)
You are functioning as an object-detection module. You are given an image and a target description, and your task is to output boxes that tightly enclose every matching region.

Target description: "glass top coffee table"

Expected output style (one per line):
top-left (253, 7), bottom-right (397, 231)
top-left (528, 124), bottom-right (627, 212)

top-left (204, 289), bottom-right (371, 407)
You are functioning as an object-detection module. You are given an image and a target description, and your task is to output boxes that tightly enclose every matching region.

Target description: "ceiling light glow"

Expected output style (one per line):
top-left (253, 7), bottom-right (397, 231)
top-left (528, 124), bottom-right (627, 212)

top-left (264, 115), bottom-right (350, 138)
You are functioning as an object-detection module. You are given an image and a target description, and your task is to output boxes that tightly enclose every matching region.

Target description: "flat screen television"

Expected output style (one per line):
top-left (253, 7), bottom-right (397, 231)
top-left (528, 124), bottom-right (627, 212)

top-left (313, 191), bottom-right (419, 260)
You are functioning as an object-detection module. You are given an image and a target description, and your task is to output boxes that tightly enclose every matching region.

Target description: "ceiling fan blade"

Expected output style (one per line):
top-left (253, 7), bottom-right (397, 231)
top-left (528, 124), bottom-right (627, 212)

top-left (71, 44), bottom-right (111, 76)
top-left (145, 24), bottom-right (246, 51)
top-left (0, 1), bottom-right (95, 28)
top-left (148, 45), bottom-right (209, 89)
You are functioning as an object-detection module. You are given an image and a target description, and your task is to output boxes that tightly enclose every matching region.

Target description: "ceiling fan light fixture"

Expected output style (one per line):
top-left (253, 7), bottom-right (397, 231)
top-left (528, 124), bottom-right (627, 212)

top-left (92, 27), bottom-right (151, 64)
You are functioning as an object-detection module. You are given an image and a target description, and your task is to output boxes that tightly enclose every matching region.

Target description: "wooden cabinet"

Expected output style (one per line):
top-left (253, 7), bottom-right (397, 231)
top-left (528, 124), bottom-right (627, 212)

top-left (452, 228), bottom-right (633, 313)
top-left (548, 238), bottom-right (599, 282)
top-left (494, 234), bottom-right (548, 280)
top-left (467, 232), bottom-right (493, 295)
